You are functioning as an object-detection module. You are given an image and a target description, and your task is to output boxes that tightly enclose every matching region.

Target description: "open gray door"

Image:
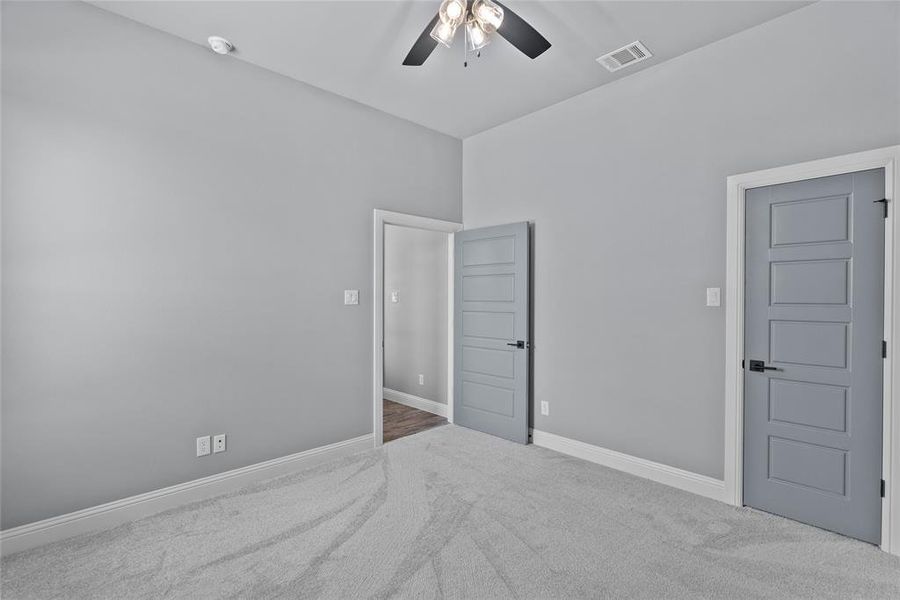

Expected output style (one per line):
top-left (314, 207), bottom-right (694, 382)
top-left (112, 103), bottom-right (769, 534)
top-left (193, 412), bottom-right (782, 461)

top-left (744, 169), bottom-right (884, 544)
top-left (454, 223), bottom-right (530, 444)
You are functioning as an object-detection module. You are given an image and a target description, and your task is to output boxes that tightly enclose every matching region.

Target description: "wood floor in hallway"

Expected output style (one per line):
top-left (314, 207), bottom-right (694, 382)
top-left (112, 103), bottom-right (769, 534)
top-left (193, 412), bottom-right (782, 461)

top-left (383, 399), bottom-right (447, 443)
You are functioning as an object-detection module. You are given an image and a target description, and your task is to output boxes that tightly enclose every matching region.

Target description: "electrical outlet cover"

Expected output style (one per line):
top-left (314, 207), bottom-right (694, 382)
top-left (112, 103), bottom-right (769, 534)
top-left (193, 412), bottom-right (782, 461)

top-left (213, 434), bottom-right (226, 453)
top-left (196, 436), bottom-right (211, 457)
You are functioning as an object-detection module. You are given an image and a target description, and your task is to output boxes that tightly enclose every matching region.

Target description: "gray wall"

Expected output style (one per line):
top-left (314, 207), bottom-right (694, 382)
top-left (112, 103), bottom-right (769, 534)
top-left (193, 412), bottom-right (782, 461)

top-left (463, 1), bottom-right (900, 479)
top-left (383, 225), bottom-right (449, 404)
top-left (1, 1), bottom-right (461, 529)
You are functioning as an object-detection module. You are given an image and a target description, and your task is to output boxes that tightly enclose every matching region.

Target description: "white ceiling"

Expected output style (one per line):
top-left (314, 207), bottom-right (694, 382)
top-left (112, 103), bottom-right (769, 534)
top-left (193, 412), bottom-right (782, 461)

top-left (91, 1), bottom-right (812, 138)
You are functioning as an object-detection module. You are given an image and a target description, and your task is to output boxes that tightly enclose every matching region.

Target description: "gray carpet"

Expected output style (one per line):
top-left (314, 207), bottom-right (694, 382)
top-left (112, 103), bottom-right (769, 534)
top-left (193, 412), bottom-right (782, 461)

top-left (2, 425), bottom-right (899, 599)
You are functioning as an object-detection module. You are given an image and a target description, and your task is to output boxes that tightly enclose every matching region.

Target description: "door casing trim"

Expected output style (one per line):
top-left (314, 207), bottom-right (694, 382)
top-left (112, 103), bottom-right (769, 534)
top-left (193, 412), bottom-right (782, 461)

top-left (725, 145), bottom-right (900, 556)
top-left (373, 210), bottom-right (463, 448)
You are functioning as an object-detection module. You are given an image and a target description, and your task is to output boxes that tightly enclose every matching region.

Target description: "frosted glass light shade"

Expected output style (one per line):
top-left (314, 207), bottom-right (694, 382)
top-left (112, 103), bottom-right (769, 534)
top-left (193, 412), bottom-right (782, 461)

top-left (466, 20), bottom-right (490, 51)
top-left (430, 19), bottom-right (458, 48)
top-left (439, 0), bottom-right (466, 26)
top-left (472, 0), bottom-right (503, 32)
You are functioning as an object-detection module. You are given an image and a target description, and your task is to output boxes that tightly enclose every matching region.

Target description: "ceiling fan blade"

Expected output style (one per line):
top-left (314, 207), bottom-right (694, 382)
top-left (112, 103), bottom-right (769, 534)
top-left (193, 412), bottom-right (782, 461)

top-left (494, 1), bottom-right (551, 59)
top-left (402, 14), bottom-right (440, 66)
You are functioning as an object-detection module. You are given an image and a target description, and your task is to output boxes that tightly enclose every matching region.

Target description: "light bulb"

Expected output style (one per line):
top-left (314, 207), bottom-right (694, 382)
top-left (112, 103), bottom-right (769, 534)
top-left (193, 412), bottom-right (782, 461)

top-left (445, 1), bottom-right (463, 20)
top-left (472, 0), bottom-right (503, 32)
top-left (466, 20), bottom-right (490, 51)
top-left (430, 19), bottom-right (458, 48)
top-left (439, 0), bottom-right (466, 26)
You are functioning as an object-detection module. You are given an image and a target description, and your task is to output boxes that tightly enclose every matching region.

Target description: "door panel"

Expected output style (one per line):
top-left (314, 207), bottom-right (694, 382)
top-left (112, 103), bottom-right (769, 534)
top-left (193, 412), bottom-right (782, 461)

top-left (462, 236), bottom-right (516, 265)
top-left (462, 312), bottom-right (514, 339)
top-left (462, 274), bottom-right (515, 302)
top-left (454, 223), bottom-right (529, 443)
top-left (770, 260), bottom-right (849, 305)
top-left (768, 321), bottom-right (848, 368)
top-left (461, 381), bottom-right (515, 416)
top-left (768, 379), bottom-right (847, 432)
top-left (770, 195), bottom-right (850, 245)
top-left (743, 169), bottom-right (884, 544)
top-left (767, 437), bottom-right (847, 495)
top-left (462, 346), bottom-right (516, 378)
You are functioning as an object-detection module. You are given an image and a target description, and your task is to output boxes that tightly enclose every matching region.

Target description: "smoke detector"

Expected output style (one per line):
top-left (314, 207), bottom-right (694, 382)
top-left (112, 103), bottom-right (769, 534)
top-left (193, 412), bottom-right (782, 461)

top-left (207, 36), bottom-right (234, 55)
top-left (596, 40), bottom-right (651, 72)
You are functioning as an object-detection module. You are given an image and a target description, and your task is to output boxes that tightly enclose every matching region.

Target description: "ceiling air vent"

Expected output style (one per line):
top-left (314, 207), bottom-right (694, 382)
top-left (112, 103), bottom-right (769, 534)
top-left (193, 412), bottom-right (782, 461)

top-left (596, 40), bottom-right (652, 72)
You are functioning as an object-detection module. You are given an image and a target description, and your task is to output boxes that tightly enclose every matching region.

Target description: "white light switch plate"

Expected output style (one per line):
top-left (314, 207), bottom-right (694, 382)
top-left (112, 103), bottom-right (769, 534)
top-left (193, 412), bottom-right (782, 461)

top-left (391, 290), bottom-right (399, 303)
top-left (540, 401), bottom-right (549, 416)
top-left (706, 287), bottom-right (721, 307)
top-left (344, 290), bottom-right (359, 305)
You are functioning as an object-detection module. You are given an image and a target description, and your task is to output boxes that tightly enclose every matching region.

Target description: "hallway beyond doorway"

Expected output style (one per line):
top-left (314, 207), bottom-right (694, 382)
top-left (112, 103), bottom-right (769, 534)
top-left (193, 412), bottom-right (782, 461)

top-left (383, 399), bottom-right (446, 443)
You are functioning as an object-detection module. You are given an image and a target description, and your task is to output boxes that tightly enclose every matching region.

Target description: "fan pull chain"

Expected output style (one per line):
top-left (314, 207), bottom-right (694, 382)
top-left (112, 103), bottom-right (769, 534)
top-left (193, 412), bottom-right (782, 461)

top-left (463, 18), bottom-right (468, 67)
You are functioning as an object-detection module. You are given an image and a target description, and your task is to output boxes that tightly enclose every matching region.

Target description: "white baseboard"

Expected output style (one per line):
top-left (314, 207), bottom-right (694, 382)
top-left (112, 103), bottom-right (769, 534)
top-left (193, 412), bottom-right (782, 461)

top-left (0, 433), bottom-right (374, 557)
top-left (530, 429), bottom-right (727, 503)
top-left (383, 388), bottom-right (448, 418)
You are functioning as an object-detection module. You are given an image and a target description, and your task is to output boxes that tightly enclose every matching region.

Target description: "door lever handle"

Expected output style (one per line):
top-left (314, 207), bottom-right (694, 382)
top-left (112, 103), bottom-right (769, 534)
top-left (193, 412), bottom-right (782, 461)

top-left (507, 340), bottom-right (527, 349)
top-left (748, 360), bottom-right (779, 372)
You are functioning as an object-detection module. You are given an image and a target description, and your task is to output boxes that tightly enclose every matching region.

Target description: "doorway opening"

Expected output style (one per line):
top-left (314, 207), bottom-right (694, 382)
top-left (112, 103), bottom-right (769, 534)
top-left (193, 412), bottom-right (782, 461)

top-left (373, 210), bottom-right (462, 446)
top-left (383, 224), bottom-right (450, 442)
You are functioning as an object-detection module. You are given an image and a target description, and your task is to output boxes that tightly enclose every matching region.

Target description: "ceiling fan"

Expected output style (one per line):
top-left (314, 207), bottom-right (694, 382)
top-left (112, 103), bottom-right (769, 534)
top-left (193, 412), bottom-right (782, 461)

top-left (403, 0), bottom-right (551, 66)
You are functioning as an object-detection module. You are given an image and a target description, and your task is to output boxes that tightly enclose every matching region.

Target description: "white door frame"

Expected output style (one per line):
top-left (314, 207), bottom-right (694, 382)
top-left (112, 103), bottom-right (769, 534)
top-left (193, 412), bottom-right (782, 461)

top-left (724, 145), bottom-right (900, 556)
top-left (373, 209), bottom-right (463, 447)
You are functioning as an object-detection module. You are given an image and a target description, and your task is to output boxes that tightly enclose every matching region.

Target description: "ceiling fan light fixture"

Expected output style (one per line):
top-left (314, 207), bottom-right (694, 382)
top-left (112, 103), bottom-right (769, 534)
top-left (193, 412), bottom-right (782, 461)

top-left (466, 20), bottom-right (490, 51)
top-left (403, 0), bottom-right (549, 67)
top-left (430, 19), bottom-right (458, 48)
top-left (472, 0), bottom-right (503, 32)
top-left (439, 0), bottom-right (466, 26)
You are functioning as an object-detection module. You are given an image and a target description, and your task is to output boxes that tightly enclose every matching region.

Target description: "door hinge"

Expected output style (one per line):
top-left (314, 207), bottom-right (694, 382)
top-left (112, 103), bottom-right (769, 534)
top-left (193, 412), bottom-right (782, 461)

top-left (875, 198), bottom-right (889, 219)
top-left (884, 340), bottom-right (888, 358)
top-left (882, 479), bottom-right (887, 498)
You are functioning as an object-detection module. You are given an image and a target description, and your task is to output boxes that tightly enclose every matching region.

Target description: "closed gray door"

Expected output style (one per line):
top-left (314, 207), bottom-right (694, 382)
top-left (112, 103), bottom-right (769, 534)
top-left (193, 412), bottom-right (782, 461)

top-left (454, 223), bottom-right (529, 444)
top-left (744, 169), bottom-right (884, 544)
